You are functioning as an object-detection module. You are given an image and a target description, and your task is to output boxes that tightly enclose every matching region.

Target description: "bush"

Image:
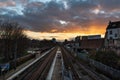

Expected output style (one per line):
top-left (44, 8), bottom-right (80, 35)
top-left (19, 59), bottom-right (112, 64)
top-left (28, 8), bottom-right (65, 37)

top-left (95, 50), bottom-right (119, 68)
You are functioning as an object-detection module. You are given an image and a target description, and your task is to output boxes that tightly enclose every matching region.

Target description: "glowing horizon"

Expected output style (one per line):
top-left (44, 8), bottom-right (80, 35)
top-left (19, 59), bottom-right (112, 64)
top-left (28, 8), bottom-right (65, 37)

top-left (24, 28), bottom-right (105, 41)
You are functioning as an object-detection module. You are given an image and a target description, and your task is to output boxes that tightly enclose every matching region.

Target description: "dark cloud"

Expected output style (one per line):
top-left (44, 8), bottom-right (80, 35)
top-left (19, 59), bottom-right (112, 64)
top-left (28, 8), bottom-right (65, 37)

top-left (99, 0), bottom-right (120, 11)
top-left (0, 0), bottom-right (120, 33)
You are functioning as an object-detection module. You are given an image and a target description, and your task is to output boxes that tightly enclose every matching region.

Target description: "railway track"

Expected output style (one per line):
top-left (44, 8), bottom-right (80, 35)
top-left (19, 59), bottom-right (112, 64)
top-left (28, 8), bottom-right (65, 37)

top-left (61, 47), bottom-right (105, 80)
top-left (61, 47), bottom-right (81, 80)
top-left (15, 47), bottom-right (57, 80)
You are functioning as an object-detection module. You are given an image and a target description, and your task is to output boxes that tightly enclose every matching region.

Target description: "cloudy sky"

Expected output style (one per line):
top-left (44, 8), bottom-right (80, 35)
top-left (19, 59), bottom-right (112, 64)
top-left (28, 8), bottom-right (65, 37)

top-left (0, 0), bottom-right (120, 41)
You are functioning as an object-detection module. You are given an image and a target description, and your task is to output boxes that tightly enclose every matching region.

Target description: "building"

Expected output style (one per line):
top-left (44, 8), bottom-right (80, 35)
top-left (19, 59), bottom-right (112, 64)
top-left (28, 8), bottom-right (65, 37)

top-left (87, 35), bottom-right (101, 39)
top-left (64, 35), bottom-right (103, 53)
top-left (75, 36), bottom-right (81, 41)
top-left (80, 39), bottom-right (104, 50)
top-left (105, 21), bottom-right (120, 55)
top-left (82, 35), bottom-right (101, 40)
top-left (106, 21), bottom-right (120, 40)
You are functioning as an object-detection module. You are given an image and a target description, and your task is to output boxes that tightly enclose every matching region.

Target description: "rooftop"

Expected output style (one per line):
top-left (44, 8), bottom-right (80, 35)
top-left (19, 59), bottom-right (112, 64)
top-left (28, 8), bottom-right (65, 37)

top-left (107, 21), bottom-right (120, 29)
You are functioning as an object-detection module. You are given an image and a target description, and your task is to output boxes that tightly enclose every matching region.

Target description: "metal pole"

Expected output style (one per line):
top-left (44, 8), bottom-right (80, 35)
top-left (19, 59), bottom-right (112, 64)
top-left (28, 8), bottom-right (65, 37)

top-left (3, 71), bottom-right (5, 80)
top-left (1, 69), bottom-right (5, 80)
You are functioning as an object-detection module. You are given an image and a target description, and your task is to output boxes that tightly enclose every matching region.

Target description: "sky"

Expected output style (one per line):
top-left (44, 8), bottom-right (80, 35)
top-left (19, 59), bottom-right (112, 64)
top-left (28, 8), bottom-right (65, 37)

top-left (0, 0), bottom-right (120, 41)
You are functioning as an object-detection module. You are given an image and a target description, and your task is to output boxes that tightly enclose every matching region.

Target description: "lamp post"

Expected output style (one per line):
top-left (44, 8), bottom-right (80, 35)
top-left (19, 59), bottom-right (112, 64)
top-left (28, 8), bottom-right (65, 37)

top-left (1, 68), bottom-right (5, 80)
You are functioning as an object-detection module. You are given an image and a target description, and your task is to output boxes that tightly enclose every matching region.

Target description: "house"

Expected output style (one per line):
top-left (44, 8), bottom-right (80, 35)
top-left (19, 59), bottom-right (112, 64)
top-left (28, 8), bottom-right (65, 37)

top-left (80, 35), bottom-right (103, 50)
top-left (80, 38), bottom-right (104, 50)
top-left (105, 21), bottom-right (120, 55)
top-left (64, 35), bottom-right (104, 53)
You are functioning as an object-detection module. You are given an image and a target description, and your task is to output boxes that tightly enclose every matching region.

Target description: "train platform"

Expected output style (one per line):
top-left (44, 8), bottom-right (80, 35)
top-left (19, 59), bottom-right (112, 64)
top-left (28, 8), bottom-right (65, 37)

top-left (46, 48), bottom-right (63, 80)
top-left (0, 57), bottom-right (37, 80)
top-left (0, 48), bottom-right (53, 80)
top-left (52, 49), bottom-right (63, 80)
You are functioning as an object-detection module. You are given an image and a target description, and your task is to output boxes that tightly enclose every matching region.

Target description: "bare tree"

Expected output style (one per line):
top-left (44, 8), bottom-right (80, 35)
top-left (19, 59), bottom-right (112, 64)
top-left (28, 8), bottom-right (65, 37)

top-left (0, 21), bottom-right (29, 62)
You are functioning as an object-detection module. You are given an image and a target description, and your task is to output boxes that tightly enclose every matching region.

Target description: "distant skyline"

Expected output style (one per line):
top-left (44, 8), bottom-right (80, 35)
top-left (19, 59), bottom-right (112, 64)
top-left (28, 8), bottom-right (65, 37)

top-left (0, 0), bottom-right (120, 40)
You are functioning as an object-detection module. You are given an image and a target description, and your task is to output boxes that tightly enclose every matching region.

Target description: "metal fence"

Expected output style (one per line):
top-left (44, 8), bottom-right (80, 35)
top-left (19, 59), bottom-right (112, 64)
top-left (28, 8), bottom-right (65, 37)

top-left (65, 47), bottom-right (120, 79)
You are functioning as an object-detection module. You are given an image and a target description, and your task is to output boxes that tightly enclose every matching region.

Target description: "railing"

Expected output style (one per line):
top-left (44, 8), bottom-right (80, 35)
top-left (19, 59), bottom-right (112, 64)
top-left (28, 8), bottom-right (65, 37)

top-left (78, 52), bottom-right (120, 79)
top-left (66, 47), bottom-right (120, 79)
top-left (89, 59), bottom-right (120, 79)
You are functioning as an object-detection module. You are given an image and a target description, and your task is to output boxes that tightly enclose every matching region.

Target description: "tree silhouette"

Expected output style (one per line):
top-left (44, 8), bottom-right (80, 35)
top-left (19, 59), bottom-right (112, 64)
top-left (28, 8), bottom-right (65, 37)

top-left (0, 22), bottom-right (29, 62)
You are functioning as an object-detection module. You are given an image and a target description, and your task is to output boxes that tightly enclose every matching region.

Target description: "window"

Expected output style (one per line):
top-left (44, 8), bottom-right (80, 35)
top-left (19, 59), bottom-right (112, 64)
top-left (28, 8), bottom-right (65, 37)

top-left (110, 37), bottom-right (113, 39)
top-left (110, 30), bottom-right (112, 34)
top-left (115, 34), bottom-right (117, 37)
top-left (112, 24), bottom-right (116, 27)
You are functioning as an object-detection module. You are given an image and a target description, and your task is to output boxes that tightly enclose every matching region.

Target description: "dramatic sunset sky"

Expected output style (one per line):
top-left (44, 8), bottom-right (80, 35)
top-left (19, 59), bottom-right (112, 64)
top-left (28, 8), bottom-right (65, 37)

top-left (0, 0), bottom-right (120, 41)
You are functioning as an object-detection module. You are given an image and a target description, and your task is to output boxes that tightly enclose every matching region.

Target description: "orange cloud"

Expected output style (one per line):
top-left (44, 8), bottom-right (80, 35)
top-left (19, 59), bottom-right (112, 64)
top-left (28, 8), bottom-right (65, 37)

top-left (58, 25), bottom-right (106, 35)
top-left (50, 29), bottom-right (58, 33)
top-left (24, 25), bottom-right (106, 41)
top-left (24, 22), bottom-right (106, 41)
